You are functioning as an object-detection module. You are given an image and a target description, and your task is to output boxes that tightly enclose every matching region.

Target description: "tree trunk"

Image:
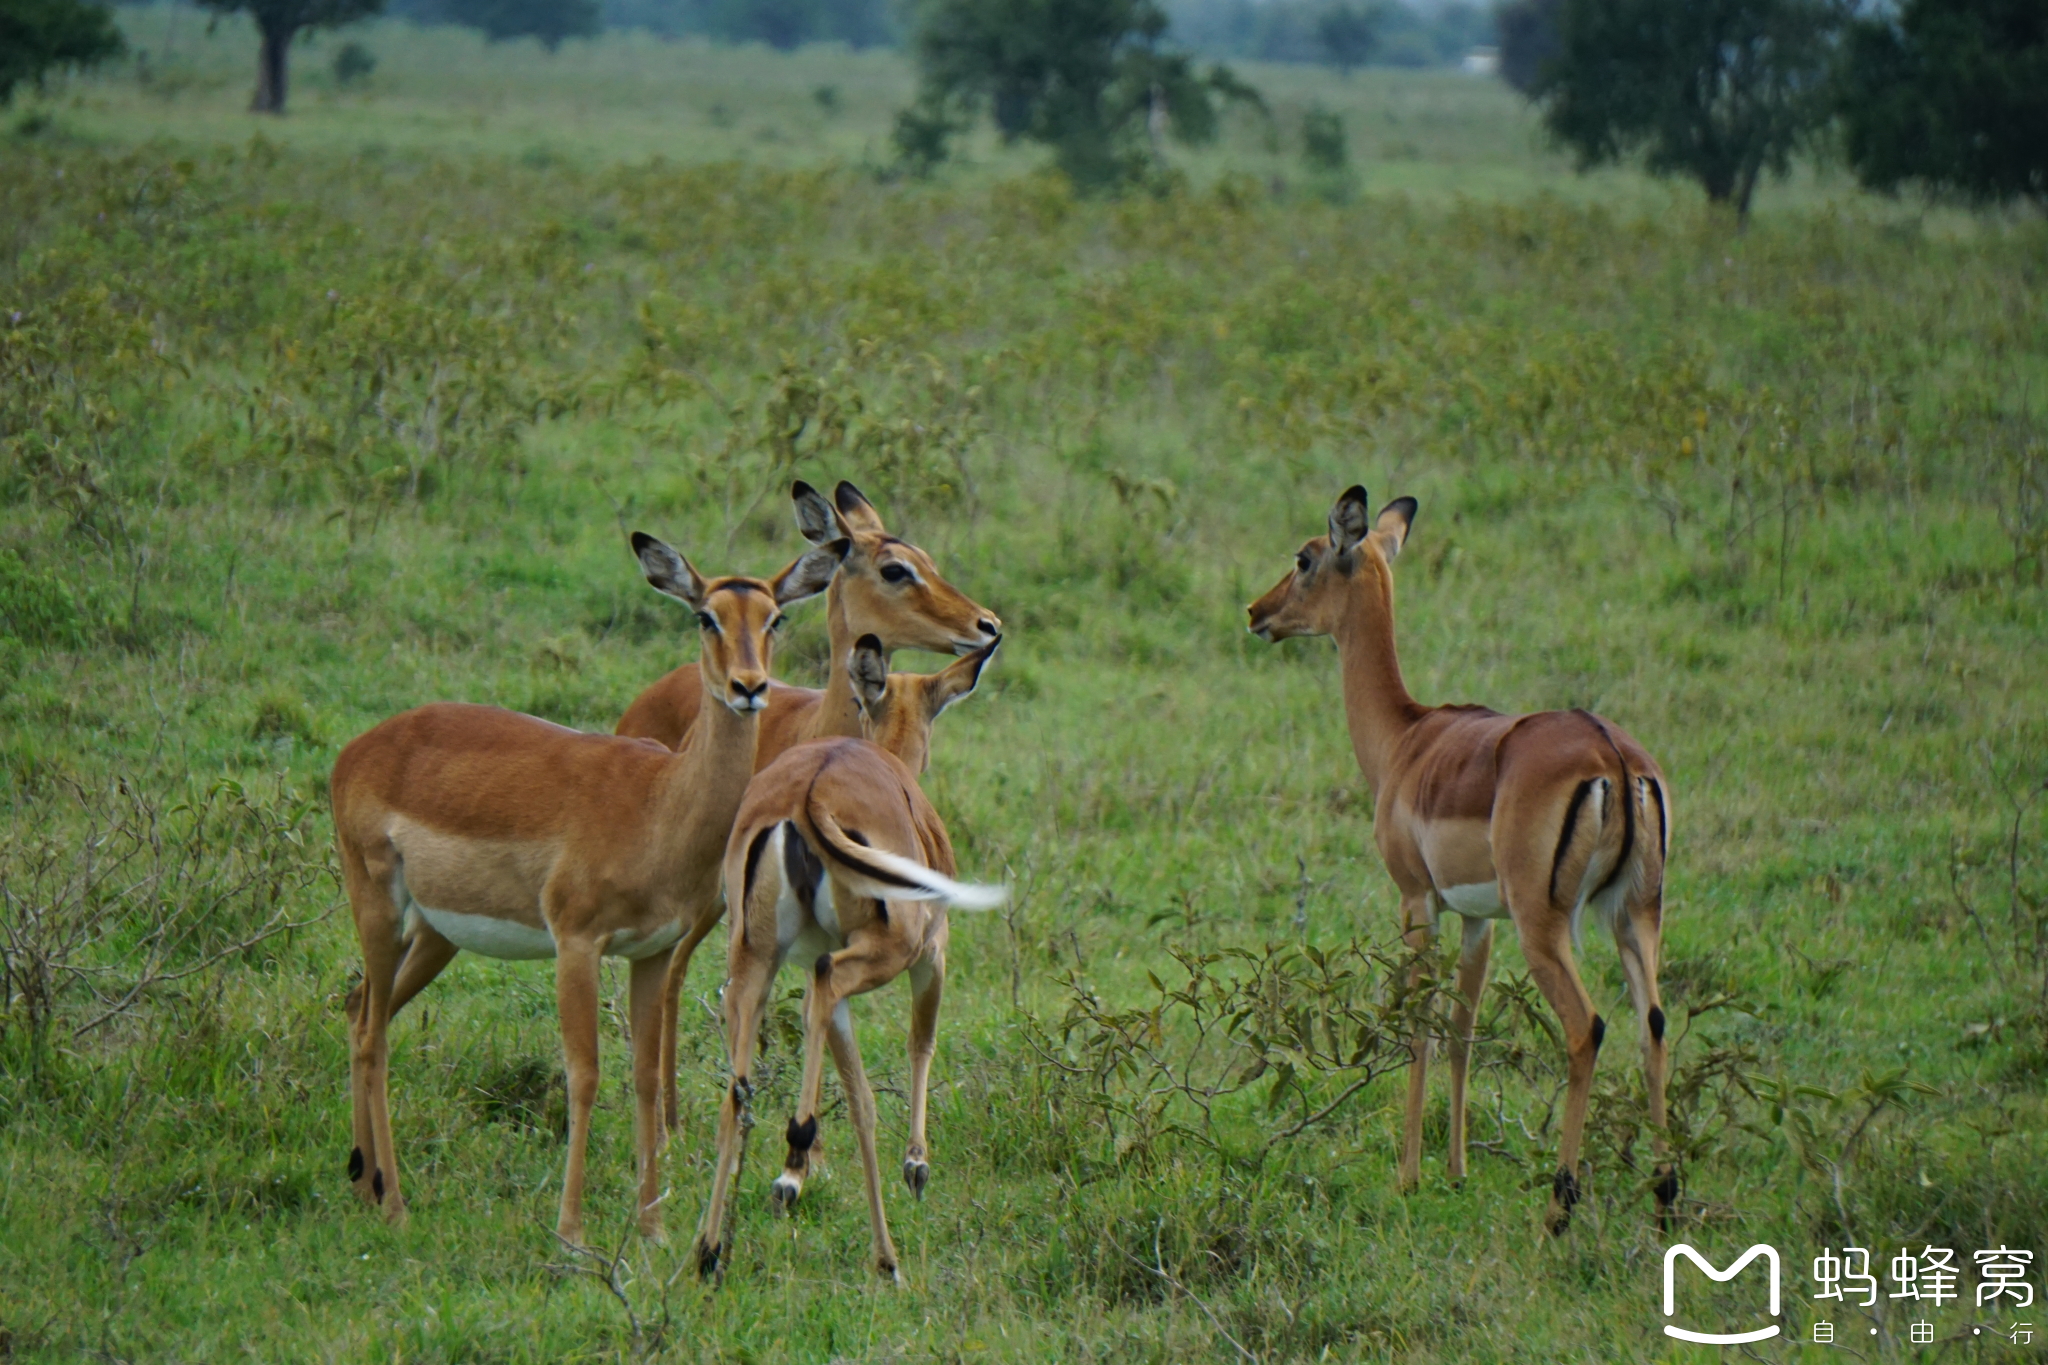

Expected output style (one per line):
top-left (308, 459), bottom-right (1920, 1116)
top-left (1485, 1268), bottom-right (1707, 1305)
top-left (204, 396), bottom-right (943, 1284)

top-left (251, 21), bottom-right (294, 115)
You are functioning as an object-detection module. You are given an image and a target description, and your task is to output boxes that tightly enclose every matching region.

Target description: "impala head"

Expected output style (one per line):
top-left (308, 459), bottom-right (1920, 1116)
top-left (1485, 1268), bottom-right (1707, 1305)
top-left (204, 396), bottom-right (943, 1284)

top-left (1247, 485), bottom-right (1416, 641)
top-left (790, 479), bottom-right (1001, 657)
top-left (632, 532), bottom-right (849, 714)
top-left (848, 631), bottom-right (999, 774)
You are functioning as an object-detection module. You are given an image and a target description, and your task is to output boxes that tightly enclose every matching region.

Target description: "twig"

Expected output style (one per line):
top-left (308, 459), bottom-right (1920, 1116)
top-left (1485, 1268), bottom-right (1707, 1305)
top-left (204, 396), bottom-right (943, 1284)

top-left (1122, 1217), bottom-right (1259, 1365)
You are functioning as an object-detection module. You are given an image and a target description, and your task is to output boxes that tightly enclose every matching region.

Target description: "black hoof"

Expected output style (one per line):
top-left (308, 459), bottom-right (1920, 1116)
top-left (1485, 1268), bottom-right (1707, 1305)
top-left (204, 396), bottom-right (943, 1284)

top-left (903, 1158), bottom-right (929, 1200)
top-left (347, 1146), bottom-right (365, 1182)
top-left (372, 1168), bottom-right (385, 1203)
top-left (695, 1238), bottom-right (722, 1282)
top-left (1546, 1166), bottom-right (1579, 1236)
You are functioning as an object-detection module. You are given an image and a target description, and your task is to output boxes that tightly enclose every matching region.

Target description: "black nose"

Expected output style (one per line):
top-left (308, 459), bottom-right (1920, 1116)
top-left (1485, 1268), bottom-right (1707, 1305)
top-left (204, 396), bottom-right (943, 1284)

top-left (977, 618), bottom-right (999, 638)
top-left (731, 681), bottom-right (765, 702)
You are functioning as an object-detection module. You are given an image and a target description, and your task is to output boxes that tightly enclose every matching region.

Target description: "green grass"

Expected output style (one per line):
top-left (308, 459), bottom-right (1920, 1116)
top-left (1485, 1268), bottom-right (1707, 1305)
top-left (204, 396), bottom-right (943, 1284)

top-left (2, 30), bottom-right (2046, 1364)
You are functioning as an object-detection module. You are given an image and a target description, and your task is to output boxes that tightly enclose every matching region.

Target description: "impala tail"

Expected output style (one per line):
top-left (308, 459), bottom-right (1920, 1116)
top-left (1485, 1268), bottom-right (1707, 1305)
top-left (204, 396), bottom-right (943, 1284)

top-left (1553, 715), bottom-right (1668, 946)
top-left (806, 808), bottom-right (1008, 910)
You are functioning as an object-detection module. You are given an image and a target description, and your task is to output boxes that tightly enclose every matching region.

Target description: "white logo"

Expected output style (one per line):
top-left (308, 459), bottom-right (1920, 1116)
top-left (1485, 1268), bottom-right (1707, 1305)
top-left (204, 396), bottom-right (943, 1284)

top-left (1663, 1244), bottom-right (1783, 1344)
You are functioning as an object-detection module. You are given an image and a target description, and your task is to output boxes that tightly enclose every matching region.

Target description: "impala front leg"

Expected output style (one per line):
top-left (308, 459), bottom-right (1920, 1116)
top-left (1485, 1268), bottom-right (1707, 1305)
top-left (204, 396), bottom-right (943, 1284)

top-left (1518, 916), bottom-right (1601, 1237)
top-left (1397, 891), bottom-right (1435, 1193)
top-left (659, 903), bottom-right (723, 1135)
top-left (553, 936), bottom-right (604, 1247)
top-left (1445, 915), bottom-right (1494, 1186)
top-left (628, 951), bottom-right (670, 1241)
top-left (695, 941), bottom-right (774, 1282)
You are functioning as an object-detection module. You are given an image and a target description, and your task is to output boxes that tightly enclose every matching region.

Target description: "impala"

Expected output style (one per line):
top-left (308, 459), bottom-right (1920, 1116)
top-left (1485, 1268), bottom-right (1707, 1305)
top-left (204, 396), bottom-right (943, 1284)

top-left (1248, 486), bottom-right (1674, 1234)
top-left (694, 632), bottom-right (1003, 1283)
top-left (331, 533), bottom-right (847, 1244)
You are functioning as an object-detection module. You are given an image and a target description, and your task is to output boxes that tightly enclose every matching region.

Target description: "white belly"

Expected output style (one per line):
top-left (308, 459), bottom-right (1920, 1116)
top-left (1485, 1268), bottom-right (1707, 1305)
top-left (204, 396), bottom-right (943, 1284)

top-left (1436, 881), bottom-right (1508, 919)
top-left (413, 905), bottom-right (558, 960)
top-left (771, 825), bottom-right (846, 968)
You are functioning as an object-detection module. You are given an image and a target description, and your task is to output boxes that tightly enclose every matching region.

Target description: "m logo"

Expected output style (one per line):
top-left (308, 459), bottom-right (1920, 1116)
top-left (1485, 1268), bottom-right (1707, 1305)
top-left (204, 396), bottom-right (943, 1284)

top-left (1663, 1244), bottom-right (1782, 1344)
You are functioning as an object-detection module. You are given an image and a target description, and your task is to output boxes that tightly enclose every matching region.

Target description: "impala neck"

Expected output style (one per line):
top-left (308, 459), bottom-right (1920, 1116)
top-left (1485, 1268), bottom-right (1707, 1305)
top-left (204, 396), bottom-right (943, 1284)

top-left (1334, 567), bottom-right (1423, 800)
top-left (813, 579), bottom-right (867, 740)
top-left (657, 684), bottom-right (761, 877)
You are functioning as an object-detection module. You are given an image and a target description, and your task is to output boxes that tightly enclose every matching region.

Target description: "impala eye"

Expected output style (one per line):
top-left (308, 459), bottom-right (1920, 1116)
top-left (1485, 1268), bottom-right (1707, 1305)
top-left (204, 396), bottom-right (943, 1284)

top-left (769, 614), bottom-right (787, 632)
top-left (1296, 552), bottom-right (1313, 573)
top-left (879, 563), bottom-right (913, 585)
top-left (695, 612), bottom-right (718, 633)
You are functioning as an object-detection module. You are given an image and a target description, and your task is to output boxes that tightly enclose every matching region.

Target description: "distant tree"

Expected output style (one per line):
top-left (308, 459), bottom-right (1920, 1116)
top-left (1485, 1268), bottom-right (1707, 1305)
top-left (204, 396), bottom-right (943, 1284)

top-left (1301, 102), bottom-right (1346, 169)
top-left (446, 0), bottom-right (599, 49)
top-left (1835, 0), bottom-right (2047, 211)
top-left (1493, 0), bottom-right (1557, 92)
top-left (1316, 1), bottom-right (1377, 73)
top-left (332, 38), bottom-right (375, 82)
top-left (1536, 0), bottom-right (1840, 223)
top-left (200, 0), bottom-right (385, 113)
top-left (901, 0), bottom-right (1263, 189)
top-left (0, 0), bottom-right (124, 104)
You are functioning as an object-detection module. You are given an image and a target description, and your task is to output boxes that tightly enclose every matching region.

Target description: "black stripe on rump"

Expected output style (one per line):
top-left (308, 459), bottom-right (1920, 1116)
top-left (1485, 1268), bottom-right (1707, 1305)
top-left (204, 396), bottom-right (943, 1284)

top-left (740, 824), bottom-right (775, 938)
top-left (1581, 711), bottom-right (1635, 898)
top-left (1645, 776), bottom-right (1669, 862)
top-left (782, 820), bottom-right (822, 915)
top-left (1549, 778), bottom-right (1596, 904)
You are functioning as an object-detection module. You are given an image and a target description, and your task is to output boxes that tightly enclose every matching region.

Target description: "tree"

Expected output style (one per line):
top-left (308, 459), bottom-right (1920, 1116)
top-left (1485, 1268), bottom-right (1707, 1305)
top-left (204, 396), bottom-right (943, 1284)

top-left (0, 0), bottom-right (123, 105)
top-left (1535, 0), bottom-right (1839, 223)
top-left (446, 0), bottom-right (599, 49)
top-left (1835, 0), bottom-right (2047, 211)
top-left (900, 0), bottom-right (1263, 189)
top-left (1494, 0), bottom-right (1558, 93)
top-left (200, 0), bottom-right (386, 113)
top-left (1316, 2), bottom-right (1377, 73)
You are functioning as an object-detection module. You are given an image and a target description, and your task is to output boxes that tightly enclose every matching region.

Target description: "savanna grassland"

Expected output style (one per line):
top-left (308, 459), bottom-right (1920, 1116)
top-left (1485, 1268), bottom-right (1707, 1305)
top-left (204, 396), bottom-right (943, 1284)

top-left (2, 20), bottom-right (2047, 1363)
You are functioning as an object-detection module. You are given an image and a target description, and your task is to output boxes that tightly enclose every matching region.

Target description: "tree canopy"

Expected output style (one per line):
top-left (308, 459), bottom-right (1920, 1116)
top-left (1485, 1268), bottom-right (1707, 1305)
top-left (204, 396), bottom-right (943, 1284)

top-left (200, 0), bottom-right (385, 112)
top-left (1315, 2), bottom-right (1377, 74)
top-left (444, 0), bottom-right (599, 50)
top-left (1534, 0), bottom-right (1838, 222)
top-left (0, 0), bottom-right (123, 105)
top-left (899, 0), bottom-right (1263, 189)
top-left (1836, 0), bottom-right (2047, 211)
top-left (1494, 0), bottom-right (1558, 94)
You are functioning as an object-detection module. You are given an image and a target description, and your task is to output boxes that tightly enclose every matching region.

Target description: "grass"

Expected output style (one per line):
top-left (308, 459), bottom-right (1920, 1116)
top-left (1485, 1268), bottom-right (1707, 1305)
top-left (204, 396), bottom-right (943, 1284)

top-left (2, 21), bottom-right (2047, 1364)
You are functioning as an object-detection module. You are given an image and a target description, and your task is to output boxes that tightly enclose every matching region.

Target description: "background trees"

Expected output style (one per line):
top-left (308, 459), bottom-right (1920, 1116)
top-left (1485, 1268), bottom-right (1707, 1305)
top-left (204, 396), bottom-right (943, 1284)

top-left (898, 0), bottom-right (1263, 189)
top-left (443, 0), bottom-right (599, 50)
top-left (199, 0), bottom-right (385, 112)
top-left (1529, 0), bottom-right (1839, 223)
top-left (1835, 0), bottom-right (2047, 211)
top-left (0, 0), bottom-right (122, 104)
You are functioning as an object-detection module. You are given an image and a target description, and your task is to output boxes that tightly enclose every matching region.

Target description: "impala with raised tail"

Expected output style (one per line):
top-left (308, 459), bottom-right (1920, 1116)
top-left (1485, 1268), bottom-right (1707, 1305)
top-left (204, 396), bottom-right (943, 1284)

top-left (1248, 486), bottom-right (1674, 1234)
top-left (331, 533), bottom-right (846, 1244)
top-left (695, 633), bottom-right (1003, 1284)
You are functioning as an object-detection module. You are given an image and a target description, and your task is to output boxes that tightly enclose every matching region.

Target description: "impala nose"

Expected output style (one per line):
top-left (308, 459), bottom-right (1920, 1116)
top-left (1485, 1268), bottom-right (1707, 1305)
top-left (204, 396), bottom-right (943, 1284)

top-left (729, 679), bottom-right (768, 712)
top-left (977, 616), bottom-right (1001, 638)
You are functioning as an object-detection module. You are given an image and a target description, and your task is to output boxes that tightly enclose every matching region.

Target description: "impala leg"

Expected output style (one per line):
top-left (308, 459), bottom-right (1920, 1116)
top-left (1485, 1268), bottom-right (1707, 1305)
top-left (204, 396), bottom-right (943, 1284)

top-left (1396, 892), bottom-right (1435, 1192)
top-left (695, 940), bottom-right (775, 1282)
top-left (1517, 916), bottom-right (1601, 1237)
top-left (770, 952), bottom-right (838, 1212)
top-left (1445, 915), bottom-right (1494, 1186)
top-left (386, 924), bottom-right (460, 1021)
top-left (341, 845), bottom-right (408, 1226)
top-left (1614, 887), bottom-right (1675, 1226)
top-left (826, 996), bottom-right (901, 1284)
top-left (660, 904), bottom-right (724, 1135)
top-left (902, 952), bottom-right (943, 1199)
top-left (628, 951), bottom-right (670, 1241)
top-left (553, 937), bottom-right (604, 1247)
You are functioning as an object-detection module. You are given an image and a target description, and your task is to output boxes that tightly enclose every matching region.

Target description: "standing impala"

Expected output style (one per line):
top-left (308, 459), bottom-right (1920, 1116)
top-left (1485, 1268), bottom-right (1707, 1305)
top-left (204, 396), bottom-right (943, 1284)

top-left (1248, 486), bottom-right (1674, 1234)
top-left (331, 533), bottom-right (846, 1244)
top-left (615, 479), bottom-right (1001, 758)
top-left (694, 633), bottom-right (1002, 1284)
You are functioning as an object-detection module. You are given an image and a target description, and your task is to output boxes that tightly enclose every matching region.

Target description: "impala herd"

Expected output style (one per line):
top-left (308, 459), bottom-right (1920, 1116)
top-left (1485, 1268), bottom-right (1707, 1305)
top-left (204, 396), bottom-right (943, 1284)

top-left (332, 478), bottom-right (1675, 1282)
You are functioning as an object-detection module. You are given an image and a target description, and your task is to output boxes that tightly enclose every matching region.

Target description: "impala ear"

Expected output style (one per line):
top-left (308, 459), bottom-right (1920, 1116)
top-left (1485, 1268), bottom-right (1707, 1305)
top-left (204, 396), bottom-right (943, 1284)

top-left (833, 480), bottom-right (886, 535)
top-left (1373, 497), bottom-right (1417, 563)
top-left (849, 633), bottom-right (891, 712)
top-left (772, 538), bottom-right (850, 606)
top-left (791, 480), bottom-right (843, 546)
top-left (631, 532), bottom-right (707, 608)
top-left (924, 634), bottom-right (999, 717)
top-left (1328, 485), bottom-right (1371, 554)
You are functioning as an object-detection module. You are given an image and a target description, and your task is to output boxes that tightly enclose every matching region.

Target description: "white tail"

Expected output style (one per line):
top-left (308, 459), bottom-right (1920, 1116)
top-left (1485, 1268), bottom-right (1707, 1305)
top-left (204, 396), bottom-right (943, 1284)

top-left (810, 809), bottom-right (1008, 910)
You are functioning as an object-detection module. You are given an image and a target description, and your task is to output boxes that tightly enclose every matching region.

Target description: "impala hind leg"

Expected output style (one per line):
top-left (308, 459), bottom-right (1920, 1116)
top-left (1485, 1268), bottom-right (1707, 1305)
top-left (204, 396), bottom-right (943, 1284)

top-left (1445, 915), bottom-right (1495, 1186)
top-left (385, 924), bottom-right (460, 1021)
top-left (902, 954), bottom-right (943, 1199)
top-left (628, 951), bottom-right (670, 1241)
top-left (826, 996), bottom-right (901, 1283)
top-left (1614, 887), bottom-right (1675, 1226)
top-left (695, 941), bottom-right (776, 1282)
top-left (659, 903), bottom-right (723, 1135)
top-left (552, 937), bottom-right (604, 1247)
top-left (341, 844), bottom-right (408, 1225)
top-left (1396, 892), bottom-right (1435, 1192)
top-left (1514, 909), bottom-right (1602, 1237)
top-left (769, 954), bottom-right (837, 1213)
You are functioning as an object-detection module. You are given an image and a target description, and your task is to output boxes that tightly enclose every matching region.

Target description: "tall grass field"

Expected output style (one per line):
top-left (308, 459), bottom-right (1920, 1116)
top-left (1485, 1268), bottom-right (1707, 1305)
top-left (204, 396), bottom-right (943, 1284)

top-left (2, 12), bottom-right (2045, 1361)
